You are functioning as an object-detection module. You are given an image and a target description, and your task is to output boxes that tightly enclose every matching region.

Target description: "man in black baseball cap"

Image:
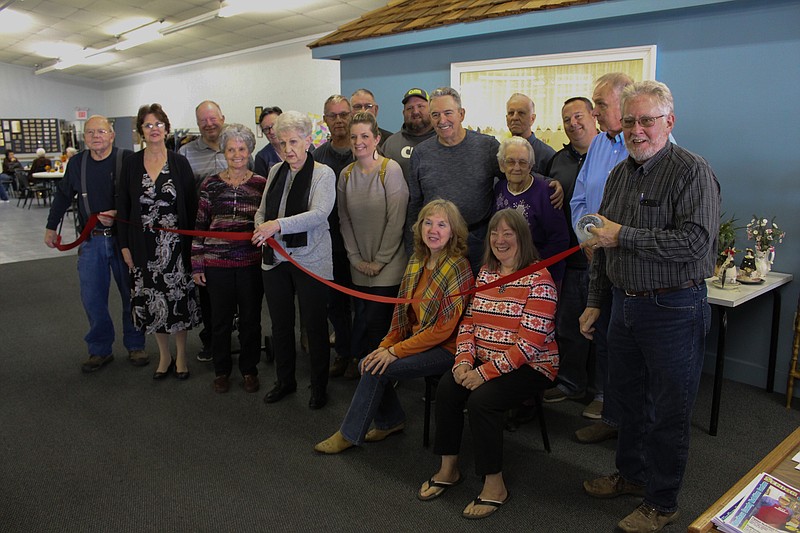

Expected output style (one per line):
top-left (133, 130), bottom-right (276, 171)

top-left (383, 88), bottom-right (436, 181)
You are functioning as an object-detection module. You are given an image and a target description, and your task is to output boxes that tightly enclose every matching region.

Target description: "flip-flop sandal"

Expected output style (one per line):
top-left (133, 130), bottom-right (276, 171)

top-left (461, 492), bottom-right (512, 520)
top-left (417, 476), bottom-right (463, 501)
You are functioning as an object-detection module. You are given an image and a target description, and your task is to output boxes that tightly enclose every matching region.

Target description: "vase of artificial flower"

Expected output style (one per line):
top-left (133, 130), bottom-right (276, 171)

top-left (746, 215), bottom-right (786, 277)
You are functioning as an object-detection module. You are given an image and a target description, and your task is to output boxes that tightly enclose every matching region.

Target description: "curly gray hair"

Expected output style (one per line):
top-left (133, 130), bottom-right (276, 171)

top-left (219, 123), bottom-right (256, 154)
top-left (497, 136), bottom-right (535, 169)
top-left (275, 111), bottom-right (312, 139)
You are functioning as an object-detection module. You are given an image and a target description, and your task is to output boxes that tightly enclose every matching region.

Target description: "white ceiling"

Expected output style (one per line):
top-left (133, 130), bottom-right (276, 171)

top-left (0, 0), bottom-right (387, 82)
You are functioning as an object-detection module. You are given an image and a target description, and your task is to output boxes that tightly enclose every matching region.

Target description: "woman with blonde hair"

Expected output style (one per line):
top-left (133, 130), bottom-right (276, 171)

top-left (315, 199), bottom-right (474, 454)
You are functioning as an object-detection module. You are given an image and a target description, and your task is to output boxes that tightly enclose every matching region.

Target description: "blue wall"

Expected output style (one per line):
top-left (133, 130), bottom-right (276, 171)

top-left (322, 0), bottom-right (800, 391)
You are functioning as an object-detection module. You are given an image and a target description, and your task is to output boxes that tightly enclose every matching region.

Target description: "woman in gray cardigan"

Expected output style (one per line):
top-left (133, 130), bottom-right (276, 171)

top-left (337, 112), bottom-right (408, 374)
top-left (252, 111), bottom-right (335, 410)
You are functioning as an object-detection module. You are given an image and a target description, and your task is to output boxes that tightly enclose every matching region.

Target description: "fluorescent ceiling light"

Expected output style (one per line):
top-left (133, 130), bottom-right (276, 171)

top-left (82, 52), bottom-right (118, 66)
top-left (160, 10), bottom-right (220, 35)
top-left (32, 41), bottom-right (84, 59)
top-left (115, 22), bottom-right (164, 50)
top-left (104, 17), bottom-right (155, 36)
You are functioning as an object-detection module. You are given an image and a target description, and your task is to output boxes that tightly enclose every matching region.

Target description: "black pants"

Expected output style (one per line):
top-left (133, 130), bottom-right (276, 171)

top-left (198, 285), bottom-right (213, 348)
top-left (263, 262), bottom-right (330, 394)
top-left (434, 365), bottom-right (552, 476)
top-left (205, 265), bottom-right (263, 377)
top-left (351, 284), bottom-right (398, 359)
top-left (328, 250), bottom-right (353, 359)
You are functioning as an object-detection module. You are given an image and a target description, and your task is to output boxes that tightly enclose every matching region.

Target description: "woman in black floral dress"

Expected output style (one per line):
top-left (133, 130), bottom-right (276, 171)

top-left (118, 103), bottom-right (200, 380)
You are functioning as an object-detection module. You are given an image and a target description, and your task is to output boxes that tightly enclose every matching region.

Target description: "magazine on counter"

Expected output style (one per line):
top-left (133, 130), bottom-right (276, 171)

top-left (712, 472), bottom-right (800, 532)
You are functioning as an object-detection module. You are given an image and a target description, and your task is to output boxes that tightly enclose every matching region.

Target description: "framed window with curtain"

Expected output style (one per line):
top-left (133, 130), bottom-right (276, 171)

top-left (450, 45), bottom-right (656, 148)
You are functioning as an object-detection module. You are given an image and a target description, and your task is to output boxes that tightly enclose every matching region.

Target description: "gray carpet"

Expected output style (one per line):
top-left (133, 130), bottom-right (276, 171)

top-left (1, 255), bottom-right (799, 532)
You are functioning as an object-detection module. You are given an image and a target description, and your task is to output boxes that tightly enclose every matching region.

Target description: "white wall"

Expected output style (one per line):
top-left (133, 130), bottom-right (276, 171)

top-left (1, 38), bottom-right (340, 153)
top-left (0, 62), bottom-right (104, 120)
top-left (102, 39), bottom-right (340, 152)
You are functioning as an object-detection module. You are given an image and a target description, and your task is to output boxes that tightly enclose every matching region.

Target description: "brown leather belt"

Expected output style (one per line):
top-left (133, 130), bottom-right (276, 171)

top-left (623, 279), bottom-right (701, 297)
top-left (91, 227), bottom-right (115, 237)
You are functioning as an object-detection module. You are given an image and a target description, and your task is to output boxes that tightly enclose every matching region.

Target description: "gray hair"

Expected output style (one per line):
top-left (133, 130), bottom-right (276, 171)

top-left (66, 147), bottom-right (78, 156)
top-left (508, 92), bottom-right (535, 113)
top-left (86, 115), bottom-right (114, 132)
top-left (276, 111), bottom-right (312, 138)
top-left (429, 87), bottom-right (462, 109)
top-left (36, 148), bottom-right (45, 156)
top-left (621, 80), bottom-right (675, 116)
top-left (350, 88), bottom-right (375, 100)
top-left (497, 136), bottom-right (535, 168)
top-left (324, 94), bottom-right (350, 113)
top-left (219, 123), bottom-right (256, 154)
top-left (594, 72), bottom-right (634, 95)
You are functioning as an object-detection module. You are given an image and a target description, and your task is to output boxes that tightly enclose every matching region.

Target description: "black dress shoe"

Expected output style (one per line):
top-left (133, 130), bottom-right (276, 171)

top-left (153, 360), bottom-right (175, 380)
top-left (309, 392), bottom-right (328, 410)
top-left (175, 369), bottom-right (190, 381)
top-left (263, 382), bottom-right (297, 404)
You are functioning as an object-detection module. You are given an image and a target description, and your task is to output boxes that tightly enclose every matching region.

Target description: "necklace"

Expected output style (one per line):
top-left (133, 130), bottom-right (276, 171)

top-left (224, 169), bottom-right (250, 188)
top-left (497, 268), bottom-right (515, 294)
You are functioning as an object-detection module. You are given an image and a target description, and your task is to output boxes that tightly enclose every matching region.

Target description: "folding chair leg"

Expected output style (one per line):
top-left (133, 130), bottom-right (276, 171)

top-left (535, 396), bottom-right (551, 453)
top-left (423, 378), bottom-right (433, 448)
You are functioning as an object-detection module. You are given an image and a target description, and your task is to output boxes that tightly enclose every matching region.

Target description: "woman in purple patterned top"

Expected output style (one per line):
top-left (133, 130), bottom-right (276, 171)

top-left (493, 136), bottom-right (569, 289)
top-left (191, 124), bottom-right (267, 394)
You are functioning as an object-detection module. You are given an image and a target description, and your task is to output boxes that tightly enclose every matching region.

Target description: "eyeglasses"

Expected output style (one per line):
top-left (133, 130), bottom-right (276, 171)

top-left (143, 121), bottom-right (166, 130)
top-left (352, 103), bottom-right (375, 111)
top-left (503, 158), bottom-right (530, 169)
top-left (324, 112), bottom-right (350, 121)
top-left (261, 125), bottom-right (274, 134)
top-left (84, 129), bottom-right (110, 136)
top-left (621, 115), bottom-right (665, 128)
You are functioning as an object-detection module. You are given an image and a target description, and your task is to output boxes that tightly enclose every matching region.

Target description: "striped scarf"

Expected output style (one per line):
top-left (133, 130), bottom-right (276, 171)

top-left (387, 252), bottom-right (474, 340)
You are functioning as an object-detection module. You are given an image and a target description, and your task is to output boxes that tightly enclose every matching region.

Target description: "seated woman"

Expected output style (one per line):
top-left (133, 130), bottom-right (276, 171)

top-left (314, 199), bottom-right (474, 454)
top-left (419, 208), bottom-right (559, 520)
top-left (494, 136), bottom-right (569, 288)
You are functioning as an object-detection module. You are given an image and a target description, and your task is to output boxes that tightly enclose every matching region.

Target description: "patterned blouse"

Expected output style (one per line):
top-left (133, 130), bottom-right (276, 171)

top-left (454, 266), bottom-right (559, 381)
top-left (191, 173), bottom-right (268, 272)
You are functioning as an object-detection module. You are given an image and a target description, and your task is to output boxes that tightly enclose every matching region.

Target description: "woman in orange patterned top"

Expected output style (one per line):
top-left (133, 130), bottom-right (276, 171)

top-left (418, 208), bottom-right (559, 520)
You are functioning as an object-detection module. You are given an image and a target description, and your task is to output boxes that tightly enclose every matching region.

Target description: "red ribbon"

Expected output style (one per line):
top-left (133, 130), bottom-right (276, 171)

top-left (55, 213), bottom-right (580, 303)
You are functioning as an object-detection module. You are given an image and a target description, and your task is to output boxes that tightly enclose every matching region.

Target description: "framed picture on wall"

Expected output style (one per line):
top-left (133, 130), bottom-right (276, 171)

top-left (451, 45), bottom-right (656, 148)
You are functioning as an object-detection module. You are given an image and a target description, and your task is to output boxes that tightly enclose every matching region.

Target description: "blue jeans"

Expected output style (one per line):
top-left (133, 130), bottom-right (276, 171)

top-left (339, 346), bottom-right (453, 445)
top-left (609, 285), bottom-right (710, 513)
top-left (76, 235), bottom-right (144, 356)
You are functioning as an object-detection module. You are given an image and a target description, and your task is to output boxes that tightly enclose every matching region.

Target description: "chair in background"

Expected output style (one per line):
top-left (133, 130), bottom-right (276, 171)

top-left (422, 375), bottom-right (551, 453)
top-left (15, 169), bottom-right (49, 209)
top-left (785, 293), bottom-right (800, 408)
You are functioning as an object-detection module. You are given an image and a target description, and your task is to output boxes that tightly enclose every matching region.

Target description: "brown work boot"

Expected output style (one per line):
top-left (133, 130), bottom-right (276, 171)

top-left (128, 349), bottom-right (150, 367)
top-left (329, 356), bottom-right (350, 377)
top-left (584, 472), bottom-right (646, 499)
top-left (618, 503), bottom-right (679, 533)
